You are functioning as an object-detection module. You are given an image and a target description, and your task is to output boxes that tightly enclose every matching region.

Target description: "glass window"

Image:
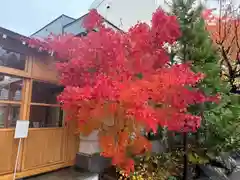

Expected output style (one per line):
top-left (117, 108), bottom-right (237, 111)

top-left (30, 81), bottom-right (64, 128)
top-left (0, 74), bottom-right (23, 101)
top-left (29, 106), bottom-right (63, 128)
top-left (0, 104), bottom-right (20, 128)
top-left (31, 81), bottom-right (63, 104)
top-left (0, 47), bottom-right (26, 70)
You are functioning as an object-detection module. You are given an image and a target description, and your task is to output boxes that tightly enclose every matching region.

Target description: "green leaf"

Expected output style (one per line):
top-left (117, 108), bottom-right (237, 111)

top-left (188, 152), bottom-right (209, 164)
top-left (171, 0), bottom-right (240, 158)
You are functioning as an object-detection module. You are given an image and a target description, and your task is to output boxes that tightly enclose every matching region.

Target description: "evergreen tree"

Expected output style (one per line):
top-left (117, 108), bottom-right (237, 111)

top-left (171, 0), bottom-right (240, 161)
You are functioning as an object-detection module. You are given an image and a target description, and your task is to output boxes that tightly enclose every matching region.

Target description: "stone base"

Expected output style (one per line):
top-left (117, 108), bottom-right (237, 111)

top-left (81, 173), bottom-right (99, 180)
top-left (75, 153), bottom-right (111, 173)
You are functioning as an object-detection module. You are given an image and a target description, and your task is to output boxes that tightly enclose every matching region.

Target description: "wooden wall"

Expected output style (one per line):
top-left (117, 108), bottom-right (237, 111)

top-left (0, 129), bottom-right (18, 175)
top-left (64, 120), bottom-right (79, 162)
top-left (22, 128), bottom-right (64, 171)
top-left (31, 56), bottom-right (59, 83)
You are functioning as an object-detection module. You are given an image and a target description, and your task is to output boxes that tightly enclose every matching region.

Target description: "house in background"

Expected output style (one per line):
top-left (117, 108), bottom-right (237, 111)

top-left (89, 0), bottom-right (160, 31)
top-left (30, 0), bottom-right (170, 38)
top-left (31, 14), bottom-right (79, 38)
top-left (89, 0), bottom-right (218, 31)
top-left (31, 13), bottom-right (120, 39)
top-left (31, 0), bottom-right (217, 39)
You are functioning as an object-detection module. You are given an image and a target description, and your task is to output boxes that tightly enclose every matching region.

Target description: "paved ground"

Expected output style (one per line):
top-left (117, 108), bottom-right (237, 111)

top-left (23, 159), bottom-right (240, 180)
top-left (25, 168), bottom-right (99, 180)
top-left (228, 158), bottom-right (240, 180)
top-left (229, 167), bottom-right (240, 180)
top-left (24, 167), bottom-right (240, 180)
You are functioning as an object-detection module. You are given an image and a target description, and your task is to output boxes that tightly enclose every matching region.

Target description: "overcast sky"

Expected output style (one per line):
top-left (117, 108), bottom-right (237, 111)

top-left (0, 0), bottom-right (238, 37)
top-left (0, 0), bottom-right (94, 36)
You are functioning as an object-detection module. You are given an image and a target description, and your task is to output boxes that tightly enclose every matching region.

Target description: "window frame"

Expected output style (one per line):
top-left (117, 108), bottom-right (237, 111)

top-left (0, 73), bottom-right (24, 128)
top-left (0, 100), bottom-right (21, 128)
top-left (0, 54), bottom-right (64, 130)
top-left (0, 46), bottom-right (28, 72)
top-left (29, 80), bottom-right (63, 128)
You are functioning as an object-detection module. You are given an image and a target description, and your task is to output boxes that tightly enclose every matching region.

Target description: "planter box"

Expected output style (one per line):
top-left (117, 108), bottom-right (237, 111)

top-left (100, 174), bottom-right (117, 180)
top-left (75, 153), bottom-right (111, 173)
top-left (79, 130), bottom-right (100, 154)
top-left (99, 166), bottom-right (119, 180)
top-left (76, 131), bottom-right (111, 173)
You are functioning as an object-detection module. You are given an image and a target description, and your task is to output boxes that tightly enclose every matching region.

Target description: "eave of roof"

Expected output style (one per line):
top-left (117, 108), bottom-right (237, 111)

top-left (30, 14), bottom-right (76, 37)
top-left (63, 12), bottom-right (123, 34)
top-left (0, 26), bottom-right (28, 41)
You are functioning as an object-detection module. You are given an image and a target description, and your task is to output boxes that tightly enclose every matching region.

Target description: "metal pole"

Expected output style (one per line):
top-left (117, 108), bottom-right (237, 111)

top-left (13, 138), bottom-right (22, 180)
top-left (183, 132), bottom-right (188, 180)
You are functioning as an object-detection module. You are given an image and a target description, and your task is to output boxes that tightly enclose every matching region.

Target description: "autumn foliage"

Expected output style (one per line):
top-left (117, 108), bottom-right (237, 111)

top-left (28, 9), bottom-right (218, 173)
top-left (202, 7), bottom-right (240, 92)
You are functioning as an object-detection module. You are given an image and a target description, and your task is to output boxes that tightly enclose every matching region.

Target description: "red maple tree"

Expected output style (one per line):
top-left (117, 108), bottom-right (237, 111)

top-left (28, 9), bottom-right (218, 173)
top-left (202, 3), bottom-right (240, 92)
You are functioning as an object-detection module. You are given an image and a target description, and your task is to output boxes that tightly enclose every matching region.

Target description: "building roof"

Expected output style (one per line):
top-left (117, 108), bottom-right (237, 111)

top-left (0, 26), bottom-right (27, 41)
top-left (63, 13), bottom-right (122, 35)
top-left (31, 14), bottom-right (76, 37)
top-left (0, 26), bottom-right (35, 55)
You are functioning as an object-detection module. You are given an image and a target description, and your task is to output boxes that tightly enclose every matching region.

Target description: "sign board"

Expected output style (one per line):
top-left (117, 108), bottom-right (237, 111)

top-left (14, 120), bottom-right (29, 139)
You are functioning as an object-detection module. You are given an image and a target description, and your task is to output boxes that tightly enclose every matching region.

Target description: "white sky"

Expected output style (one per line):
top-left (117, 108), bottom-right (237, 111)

top-left (0, 0), bottom-right (94, 36)
top-left (0, 0), bottom-right (237, 37)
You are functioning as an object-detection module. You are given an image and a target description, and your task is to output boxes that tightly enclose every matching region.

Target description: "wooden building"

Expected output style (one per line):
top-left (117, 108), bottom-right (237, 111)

top-left (0, 27), bottom-right (79, 180)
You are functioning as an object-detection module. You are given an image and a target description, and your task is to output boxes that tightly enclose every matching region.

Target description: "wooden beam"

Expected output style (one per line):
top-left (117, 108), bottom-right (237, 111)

top-left (25, 56), bottom-right (33, 74)
top-left (0, 100), bottom-right (21, 105)
top-left (0, 66), bottom-right (30, 78)
top-left (17, 78), bottom-right (32, 172)
top-left (20, 79), bottom-right (32, 120)
top-left (30, 102), bottom-right (60, 107)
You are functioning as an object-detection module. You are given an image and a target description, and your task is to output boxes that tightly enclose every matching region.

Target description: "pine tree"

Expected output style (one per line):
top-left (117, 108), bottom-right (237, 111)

top-left (171, 0), bottom-right (240, 162)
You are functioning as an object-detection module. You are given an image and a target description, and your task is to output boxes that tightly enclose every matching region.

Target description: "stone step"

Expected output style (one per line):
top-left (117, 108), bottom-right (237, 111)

top-left (76, 173), bottom-right (99, 180)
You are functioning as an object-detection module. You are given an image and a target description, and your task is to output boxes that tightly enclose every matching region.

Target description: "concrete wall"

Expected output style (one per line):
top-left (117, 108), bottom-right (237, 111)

top-left (89, 0), bottom-right (221, 32)
top-left (63, 14), bottom-right (120, 36)
top-left (90, 0), bottom-right (160, 32)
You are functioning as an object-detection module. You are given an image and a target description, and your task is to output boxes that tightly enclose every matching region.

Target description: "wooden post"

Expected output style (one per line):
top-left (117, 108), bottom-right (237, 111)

top-left (17, 56), bottom-right (33, 172)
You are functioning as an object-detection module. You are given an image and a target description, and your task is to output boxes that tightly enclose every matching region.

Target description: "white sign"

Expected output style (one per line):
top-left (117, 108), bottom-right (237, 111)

top-left (14, 120), bottom-right (29, 139)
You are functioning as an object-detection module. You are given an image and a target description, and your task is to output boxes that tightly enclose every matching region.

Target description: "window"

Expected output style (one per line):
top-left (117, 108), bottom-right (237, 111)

top-left (0, 74), bottom-right (22, 128)
top-left (29, 81), bottom-right (64, 128)
top-left (29, 106), bottom-right (63, 128)
top-left (0, 104), bottom-right (20, 128)
top-left (0, 74), bottom-right (23, 101)
top-left (0, 47), bottom-right (26, 70)
top-left (31, 81), bottom-right (63, 104)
